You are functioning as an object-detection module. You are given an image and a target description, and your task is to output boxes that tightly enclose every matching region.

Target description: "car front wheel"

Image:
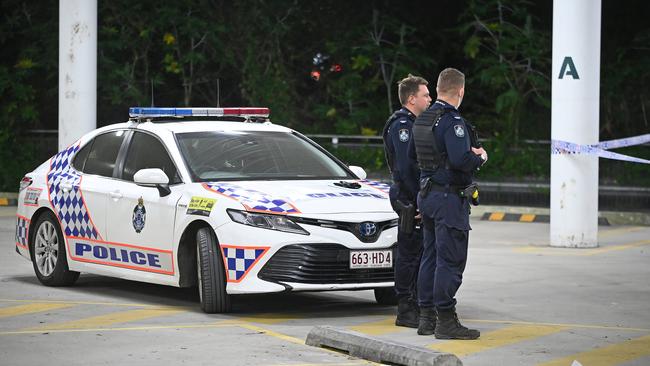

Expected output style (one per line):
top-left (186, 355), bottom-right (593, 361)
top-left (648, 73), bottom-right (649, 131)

top-left (196, 227), bottom-right (231, 313)
top-left (30, 211), bottom-right (80, 286)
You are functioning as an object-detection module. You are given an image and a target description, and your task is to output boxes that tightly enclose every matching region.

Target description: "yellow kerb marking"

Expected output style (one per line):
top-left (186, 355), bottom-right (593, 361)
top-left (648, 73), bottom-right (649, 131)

top-left (0, 303), bottom-right (75, 318)
top-left (0, 198), bottom-right (8, 205)
top-left (349, 316), bottom-right (407, 336)
top-left (23, 308), bottom-right (183, 331)
top-left (538, 334), bottom-right (650, 366)
top-left (519, 214), bottom-right (536, 222)
top-left (489, 212), bottom-right (505, 221)
top-left (237, 313), bottom-right (303, 325)
top-left (428, 324), bottom-right (566, 357)
top-left (514, 240), bottom-right (650, 256)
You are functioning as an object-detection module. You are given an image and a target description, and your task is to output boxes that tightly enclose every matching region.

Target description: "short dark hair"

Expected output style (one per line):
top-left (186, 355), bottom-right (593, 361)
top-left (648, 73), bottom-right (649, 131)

top-left (398, 74), bottom-right (428, 105)
top-left (436, 68), bottom-right (465, 95)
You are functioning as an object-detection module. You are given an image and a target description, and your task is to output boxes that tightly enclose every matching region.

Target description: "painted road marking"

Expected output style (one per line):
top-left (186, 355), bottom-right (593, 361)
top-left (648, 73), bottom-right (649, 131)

top-left (538, 334), bottom-right (650, 366)
top-left (489, 212), bottom-right (505, 221)
top-left (428, 324), bottom-right (566, 357)
top-left (514, 239), bottom-right (650, 256)
top-left (0, 298), bottom-right (190, 309)
top-left (0, 302), bottom-right (76, 318)
top-left (348, 316), bottom-right (407, 336)
top-left (519, 214), bottom-right (536, 222)
top-left (0, 322), bottom-right (233, 335)
top-left (237, 313), bottom-right (304, 325)
top-left (23, 308), bottom-right (184, 331)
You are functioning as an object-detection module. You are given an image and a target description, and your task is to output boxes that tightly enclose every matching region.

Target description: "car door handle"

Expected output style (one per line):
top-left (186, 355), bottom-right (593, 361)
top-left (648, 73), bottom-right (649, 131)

top-left (109, 191), bottom-right (123, 200)
top-left (60, 182), bottom-right (73, 192)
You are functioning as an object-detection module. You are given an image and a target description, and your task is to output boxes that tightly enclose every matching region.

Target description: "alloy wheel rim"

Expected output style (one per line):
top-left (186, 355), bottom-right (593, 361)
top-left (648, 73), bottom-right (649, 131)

top-left (35, 221), bottom-right (58, 277)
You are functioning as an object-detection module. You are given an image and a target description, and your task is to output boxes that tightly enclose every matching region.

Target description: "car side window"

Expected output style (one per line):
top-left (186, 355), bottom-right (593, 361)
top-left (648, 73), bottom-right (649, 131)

top-left (122, 132), bottom-right (181, 184)
top-left (72, 140), bottom-right (93, 172)
top-left (83, 131), bottom-right (126, 177)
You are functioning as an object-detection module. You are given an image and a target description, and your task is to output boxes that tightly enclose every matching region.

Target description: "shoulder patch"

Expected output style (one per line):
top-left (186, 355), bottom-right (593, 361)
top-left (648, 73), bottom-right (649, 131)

top-left (399, 128), bottom-right (409, 142)
top-left (454, 125), bottom-right (465, 138)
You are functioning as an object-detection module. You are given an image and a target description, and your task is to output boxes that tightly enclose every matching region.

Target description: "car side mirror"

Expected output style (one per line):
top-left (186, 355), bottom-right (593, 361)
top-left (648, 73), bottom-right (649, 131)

top-left (348, 166), bottom-right (367, 180)
top-left (133, 168), bottom-right (171, 197)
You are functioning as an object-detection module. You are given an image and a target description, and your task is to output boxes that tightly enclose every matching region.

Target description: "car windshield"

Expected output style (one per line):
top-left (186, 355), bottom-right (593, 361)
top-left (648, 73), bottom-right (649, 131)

top-left (176, 130), bottom-right (353, 181)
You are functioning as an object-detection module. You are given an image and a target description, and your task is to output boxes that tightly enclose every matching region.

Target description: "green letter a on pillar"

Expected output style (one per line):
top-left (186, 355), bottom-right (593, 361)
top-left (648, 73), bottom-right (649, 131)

top-left (559, 56), bottom-right (580, 79)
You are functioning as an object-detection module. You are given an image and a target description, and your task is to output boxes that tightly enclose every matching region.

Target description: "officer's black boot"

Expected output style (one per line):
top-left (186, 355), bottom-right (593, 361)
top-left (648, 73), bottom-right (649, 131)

top-left (434, 308), bottom-right (480, 340)
top-left (417, 306), bottom-right (436, 335)
top-left (395, 297), bottom-right (419, 328)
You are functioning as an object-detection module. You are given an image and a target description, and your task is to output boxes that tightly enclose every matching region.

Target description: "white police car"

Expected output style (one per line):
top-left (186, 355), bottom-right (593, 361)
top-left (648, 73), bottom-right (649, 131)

top-left (15, 107), bottom-right (399, 312)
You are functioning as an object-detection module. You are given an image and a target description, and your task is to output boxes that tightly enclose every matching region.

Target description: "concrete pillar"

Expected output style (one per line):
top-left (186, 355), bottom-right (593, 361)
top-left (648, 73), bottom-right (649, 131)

top-left (59, 0), bottom-right (97, 150)
top-left (550, 0), bottom-right (601, 247)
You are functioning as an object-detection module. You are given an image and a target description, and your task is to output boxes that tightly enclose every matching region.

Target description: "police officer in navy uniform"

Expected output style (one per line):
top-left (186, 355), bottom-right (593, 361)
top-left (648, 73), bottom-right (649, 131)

top-left (382, 74), bottom-right (432, 327)
top-left (412, 68), bottom-right (487, 339)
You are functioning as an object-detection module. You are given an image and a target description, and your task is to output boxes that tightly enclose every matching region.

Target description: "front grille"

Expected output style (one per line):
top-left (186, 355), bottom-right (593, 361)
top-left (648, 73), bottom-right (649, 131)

top-left (291, 216), bottom-right (398, 243)
top-left (258, 243), bottom-right (395, 285)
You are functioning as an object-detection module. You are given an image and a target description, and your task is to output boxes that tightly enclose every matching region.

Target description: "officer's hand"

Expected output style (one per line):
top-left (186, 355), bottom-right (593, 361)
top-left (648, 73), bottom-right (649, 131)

top-left (414, 213), bottom-right (422, 220)
top-left (472, 147), bottom-right (488, 164)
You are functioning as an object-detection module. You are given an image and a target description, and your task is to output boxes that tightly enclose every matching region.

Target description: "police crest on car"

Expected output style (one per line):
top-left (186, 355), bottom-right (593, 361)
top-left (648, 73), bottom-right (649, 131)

top-left (132, 197), bottom-right (146, 233)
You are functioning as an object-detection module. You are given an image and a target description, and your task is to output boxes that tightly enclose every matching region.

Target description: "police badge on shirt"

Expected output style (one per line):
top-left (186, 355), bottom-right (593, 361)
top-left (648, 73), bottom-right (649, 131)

top-left (399, 128), bottom-right (410, 142)
top-left (132, 196), bottom-right (146, 233)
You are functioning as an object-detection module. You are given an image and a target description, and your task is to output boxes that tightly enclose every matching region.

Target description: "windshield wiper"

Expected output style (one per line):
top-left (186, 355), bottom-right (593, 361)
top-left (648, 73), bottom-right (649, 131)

top-left (334, 181), bottom-right (361, 189)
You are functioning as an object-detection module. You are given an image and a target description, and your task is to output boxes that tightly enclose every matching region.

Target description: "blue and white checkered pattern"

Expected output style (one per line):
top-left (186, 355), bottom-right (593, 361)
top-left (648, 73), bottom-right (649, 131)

top-left (204, 183), bottom-right (300, 214)
top-left (359, 179), bottom-right (391, 194)
top-left (47, 144), bottom-right (99, 239)
top-left (15, 217), bottom-right (28, 248)
top-left (222, 246), bottom-right (267, 282)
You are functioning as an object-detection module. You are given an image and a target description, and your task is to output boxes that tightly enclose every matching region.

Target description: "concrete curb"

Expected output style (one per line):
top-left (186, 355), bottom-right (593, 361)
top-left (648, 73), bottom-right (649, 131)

top-left (0, 192), bottom-right (18, 206)
top-left (480, 212), bottom-right (611, 226)
top-left (471, 205), bottom-right (650, 226)
top-left (305, 325), bottom-right (462, 366)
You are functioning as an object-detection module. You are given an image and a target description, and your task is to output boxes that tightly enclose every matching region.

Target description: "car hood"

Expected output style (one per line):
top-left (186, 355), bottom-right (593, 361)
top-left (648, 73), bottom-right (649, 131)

top-left (201, 179), bottom-right (392, 214)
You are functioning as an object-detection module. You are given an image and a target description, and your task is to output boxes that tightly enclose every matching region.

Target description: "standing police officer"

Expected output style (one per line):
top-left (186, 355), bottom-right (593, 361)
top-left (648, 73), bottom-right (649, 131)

top-left (412, 68), bottom-right (487, 339)
top-left (382, 74), bottom-right (432, 328)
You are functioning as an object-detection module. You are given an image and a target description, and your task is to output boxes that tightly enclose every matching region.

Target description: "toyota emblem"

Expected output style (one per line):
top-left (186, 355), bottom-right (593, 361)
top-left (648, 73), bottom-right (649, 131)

top-left (359, 222), bottom-right (377, 237)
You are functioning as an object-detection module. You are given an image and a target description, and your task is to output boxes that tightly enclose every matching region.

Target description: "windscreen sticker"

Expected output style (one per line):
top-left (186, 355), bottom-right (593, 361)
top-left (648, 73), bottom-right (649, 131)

top-left (202, 183), bottom-right (300, 214)
top-left (187, 196), bottom-right (217, 217)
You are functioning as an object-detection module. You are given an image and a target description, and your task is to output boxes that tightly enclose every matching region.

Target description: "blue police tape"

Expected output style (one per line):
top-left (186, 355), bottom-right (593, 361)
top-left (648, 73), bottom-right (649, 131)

top-left (551, 133), bottom-right (650, 165)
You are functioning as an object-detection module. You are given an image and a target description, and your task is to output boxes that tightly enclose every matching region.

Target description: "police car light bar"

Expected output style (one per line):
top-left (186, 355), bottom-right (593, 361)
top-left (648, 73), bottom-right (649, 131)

top-left (129, 107), bottom-right (270, 119)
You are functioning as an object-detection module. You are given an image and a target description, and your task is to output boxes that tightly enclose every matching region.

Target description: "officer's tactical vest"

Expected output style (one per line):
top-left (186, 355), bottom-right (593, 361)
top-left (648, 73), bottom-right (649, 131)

top-left (381, 110), bottom-right (409, 174)
top-left (412, 109), bottom-right (445, 171)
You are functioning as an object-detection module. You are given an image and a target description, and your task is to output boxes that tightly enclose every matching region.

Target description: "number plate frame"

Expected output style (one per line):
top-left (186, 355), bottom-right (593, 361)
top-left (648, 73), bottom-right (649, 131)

top-left (349, 249), bottom-right (393, 269)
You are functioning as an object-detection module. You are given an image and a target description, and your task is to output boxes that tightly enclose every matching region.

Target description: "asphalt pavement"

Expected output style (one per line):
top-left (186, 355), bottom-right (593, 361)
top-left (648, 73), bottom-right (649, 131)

top-left (1, 206), bottom-right (649, 366)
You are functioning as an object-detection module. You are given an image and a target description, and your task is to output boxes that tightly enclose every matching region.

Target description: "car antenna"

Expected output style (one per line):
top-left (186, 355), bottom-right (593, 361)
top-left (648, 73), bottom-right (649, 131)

top-left (150, 79), bottom-right (155, 107)
top-left (216, 78), bottom-right (220, 107)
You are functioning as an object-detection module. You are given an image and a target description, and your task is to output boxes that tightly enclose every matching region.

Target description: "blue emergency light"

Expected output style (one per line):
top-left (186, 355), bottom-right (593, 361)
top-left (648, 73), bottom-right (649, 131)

top-left (129, 107), bottom-right (270, 119)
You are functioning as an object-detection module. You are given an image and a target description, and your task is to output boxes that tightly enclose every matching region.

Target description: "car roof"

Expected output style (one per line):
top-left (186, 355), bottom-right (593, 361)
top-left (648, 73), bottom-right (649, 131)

top-left (96, 120), bottom-right (295, 135)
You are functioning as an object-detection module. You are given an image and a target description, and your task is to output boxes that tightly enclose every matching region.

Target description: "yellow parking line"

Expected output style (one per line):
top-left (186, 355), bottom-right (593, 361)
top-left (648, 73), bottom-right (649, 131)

top-left (23, 308), bottom-right (184, 331)
top-left (0, 302), bottom-right (76, 318)
top-left (489, 212), bottom-right (505, 221)
top-left (538, 334), bottom-right (650, 366)
top-left (465, 319), bottom-right (650, 333)
top-left (349, 316), bottom-right (405, 336)
top-left (237, 313), bottom-right (303, 325)
top-left (0, 298), bottom-right (189, 309)
top-left (514, 239), bottom-right (650, 256)
top-left (520, 214), bottom-right (536, 222)
top-left (428, 324), bottom-right (566, 357)
top-left (1, 321), bottom-right (234, 335)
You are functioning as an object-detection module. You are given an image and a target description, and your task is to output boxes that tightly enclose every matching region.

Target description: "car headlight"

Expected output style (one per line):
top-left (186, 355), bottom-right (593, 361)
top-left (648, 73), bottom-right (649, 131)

top-left (227, 209), bottom-right (309, 235)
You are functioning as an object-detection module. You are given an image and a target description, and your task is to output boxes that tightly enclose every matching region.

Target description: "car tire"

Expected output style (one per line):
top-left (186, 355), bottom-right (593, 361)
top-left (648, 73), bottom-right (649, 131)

top-left (196, 227), bottom-right (231, 313)
top-left (374, 287), bottom-right (398, 305)
top-left (30, 211), bottom-right (80, 286)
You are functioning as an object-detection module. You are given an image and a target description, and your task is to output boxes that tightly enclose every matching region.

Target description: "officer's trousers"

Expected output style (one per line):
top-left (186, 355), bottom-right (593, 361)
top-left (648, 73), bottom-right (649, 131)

top-left (393, 225), bottom-right (423, 299)
top-left (417, 191), bottom-right (470, 310)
